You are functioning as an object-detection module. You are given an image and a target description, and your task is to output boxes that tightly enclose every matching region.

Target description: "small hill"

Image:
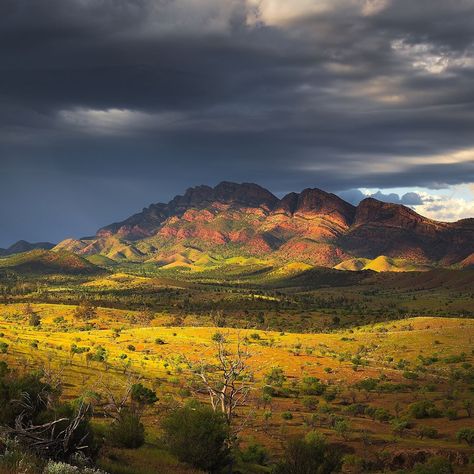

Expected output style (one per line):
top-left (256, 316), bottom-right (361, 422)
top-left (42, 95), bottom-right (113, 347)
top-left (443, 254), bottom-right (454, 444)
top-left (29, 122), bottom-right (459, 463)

top-left (0, 249), bottom-right (105, 275)
top-left (365, 255), bottom-right (428, 272)
top-left (334, 258), bottom-right (371, 271)
top-left (335, 255), bottom-right (431, 272)
top-left (267, 262), bottom-right (313, 278)
top-left (84, 254), bottom-right (118, 267)
top-left (53, 237), bottom-right (144, 262)
top-left (0, 240), bottom-right (55, 256)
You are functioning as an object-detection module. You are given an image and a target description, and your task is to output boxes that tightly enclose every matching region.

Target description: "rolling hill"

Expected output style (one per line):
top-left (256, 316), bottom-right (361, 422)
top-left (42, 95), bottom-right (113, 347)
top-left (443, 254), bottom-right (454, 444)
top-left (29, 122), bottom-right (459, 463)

top-left (0, 249), bottom-right (105, 275)
top-left (0, 240), bottom-right (54, 256)
top-left (334, 255), bottom-right (431, 272)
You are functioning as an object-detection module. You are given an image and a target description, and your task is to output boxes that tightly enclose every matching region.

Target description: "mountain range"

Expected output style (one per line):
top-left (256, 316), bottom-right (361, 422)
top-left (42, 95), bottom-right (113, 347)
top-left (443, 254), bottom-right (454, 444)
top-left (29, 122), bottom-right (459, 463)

top-left (46, 181), bottom-right (474, 271)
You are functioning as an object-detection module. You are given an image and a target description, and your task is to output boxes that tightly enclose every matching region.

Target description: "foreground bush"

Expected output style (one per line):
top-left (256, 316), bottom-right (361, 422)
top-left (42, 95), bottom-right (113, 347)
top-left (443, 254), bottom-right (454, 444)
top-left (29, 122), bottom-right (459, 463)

top-left (0, 364), bottom-right (95, 461)
top-left (161, 402), bottom-right (231, 472)
top-left (0, 438), bottom-right (42, 473)
top-left (238, 441), bottom-right (269, 466)
top-left (0, 441), bottom-right (105, 474)
top-left (0, 370), bottom-right (55, 425)
top-left (108, 409), bottom-right (145, 449)
top-left (410, 456), bottom-right (453, 474)
top-left (274, 431), bottom-right (342, 474)
top-left (43, 460), bottom-right (107, 474)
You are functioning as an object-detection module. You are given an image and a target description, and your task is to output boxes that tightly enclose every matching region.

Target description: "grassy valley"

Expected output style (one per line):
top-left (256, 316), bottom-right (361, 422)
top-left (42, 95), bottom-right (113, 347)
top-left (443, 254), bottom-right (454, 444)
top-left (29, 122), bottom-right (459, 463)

top-left (0, 300), bottom-right (473, 473)
top-left (0, 255), bottom-right (473, 473)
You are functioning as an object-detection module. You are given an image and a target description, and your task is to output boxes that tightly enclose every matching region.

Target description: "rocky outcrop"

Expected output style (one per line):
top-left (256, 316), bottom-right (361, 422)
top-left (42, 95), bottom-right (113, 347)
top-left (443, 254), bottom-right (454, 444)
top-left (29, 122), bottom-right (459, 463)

top-left (342, 198), bottom-right (474, 263)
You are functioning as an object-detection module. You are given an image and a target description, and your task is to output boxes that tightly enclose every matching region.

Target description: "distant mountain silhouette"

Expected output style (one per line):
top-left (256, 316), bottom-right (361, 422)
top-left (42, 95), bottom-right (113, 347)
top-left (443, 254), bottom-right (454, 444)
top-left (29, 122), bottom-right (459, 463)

top-left (0, 240), bottom-right (54, 256)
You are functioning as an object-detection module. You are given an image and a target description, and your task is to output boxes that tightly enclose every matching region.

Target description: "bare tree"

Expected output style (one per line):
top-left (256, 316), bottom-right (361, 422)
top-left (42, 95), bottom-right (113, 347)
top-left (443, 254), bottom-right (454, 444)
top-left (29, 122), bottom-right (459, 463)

top-left (191, 333), bottom-right (252, 426)
top-left (98, 374), bottom-right (138, 421)
top-left (4, 367), bottom-right (92, 460)
top-left (6, 400), bottom-right (92, 460)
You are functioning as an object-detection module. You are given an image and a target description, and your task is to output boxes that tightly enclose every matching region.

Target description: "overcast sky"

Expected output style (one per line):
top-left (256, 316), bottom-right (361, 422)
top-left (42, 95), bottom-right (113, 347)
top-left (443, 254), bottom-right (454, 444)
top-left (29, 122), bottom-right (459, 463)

top-left (1, 0), bottom-right (474, 246)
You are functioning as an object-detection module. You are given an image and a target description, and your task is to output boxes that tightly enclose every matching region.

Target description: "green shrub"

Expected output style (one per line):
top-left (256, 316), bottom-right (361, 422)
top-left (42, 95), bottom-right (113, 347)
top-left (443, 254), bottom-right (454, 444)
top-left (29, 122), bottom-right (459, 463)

top-left (443, 353), bottom-right (466, 364)
top-left (108, 410), bottom-right (144, 449)
top-left (131, 383), bottom-right (158, 406)
top-left (445, 407), bottom-right (458, 420)
top-left (161, 402), bottom-right (231, 472)
top-left (90, 346), bottom-right (107, 362)
top-left (403, 371), bottom-right (419, 380)
top-left (211, 331), bottom-right (225, 342)
top-left (0, 368), bottom-right (95, 461)
top-left (417, 426), bottom-right (438, 439)
top-left (301, 377), bottom-right (326, 396)
top-left (302, 396), bottom-right (319, 410)
top-left (342, 455), bottom-right (365, 473)
top-left (334, 419), bottom-right (351, 440)
top-left (391, 418), bottom-right (410, 437)
top-left (0, 371), bottom-right (53, 425)
top-left (411, 456), bottom-right (453, 474)
top-left (239, 441), bottom-right (268, 465)
top-left (262, 385), bottom-right (277, 397)
top-left (0, 439), bottom-right (42, 473)
top-left (456, 428), bottom-right (474, 446)
top-left (274, 431), bottom-right (341, 474)
top-left (374, 408), bottom-right (391, 422)
top-left (0, 361), bottom-right (9, 377)
top-left (265, 367), bottom-right (286, 387)
top-left (345, 403), bottom-right (367, 416)
top-left (354, 378), bottom-right (378, 392)
top-left (322, 389), bottom-right (336, 402)
top-left (409, 400), bottom-right (442, 419)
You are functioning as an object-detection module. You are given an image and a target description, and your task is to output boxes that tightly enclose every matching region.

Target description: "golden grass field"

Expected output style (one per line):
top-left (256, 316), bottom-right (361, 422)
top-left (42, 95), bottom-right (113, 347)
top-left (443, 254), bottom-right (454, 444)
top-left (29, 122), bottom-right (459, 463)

top-left (1, 303), bottom-right (473, 473)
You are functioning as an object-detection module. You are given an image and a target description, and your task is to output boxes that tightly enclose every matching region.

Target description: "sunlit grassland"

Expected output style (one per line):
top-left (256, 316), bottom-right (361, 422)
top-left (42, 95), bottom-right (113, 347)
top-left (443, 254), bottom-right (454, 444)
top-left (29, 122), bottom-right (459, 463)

top-left (0, 302), bottom-right (473, 472)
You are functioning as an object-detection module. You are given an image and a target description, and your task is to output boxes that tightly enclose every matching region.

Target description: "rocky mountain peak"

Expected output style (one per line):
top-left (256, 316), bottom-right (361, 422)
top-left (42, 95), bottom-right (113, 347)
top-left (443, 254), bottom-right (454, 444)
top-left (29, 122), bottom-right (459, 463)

top-left (169, 181), bottom-right (279, 211)
top-left (354, 198), bottom-right (431, 228)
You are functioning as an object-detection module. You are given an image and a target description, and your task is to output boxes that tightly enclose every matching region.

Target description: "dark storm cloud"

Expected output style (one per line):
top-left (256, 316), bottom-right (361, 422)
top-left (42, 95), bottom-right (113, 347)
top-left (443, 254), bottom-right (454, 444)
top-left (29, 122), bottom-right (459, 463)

top-left (1, 0), bottom-right (474, 245)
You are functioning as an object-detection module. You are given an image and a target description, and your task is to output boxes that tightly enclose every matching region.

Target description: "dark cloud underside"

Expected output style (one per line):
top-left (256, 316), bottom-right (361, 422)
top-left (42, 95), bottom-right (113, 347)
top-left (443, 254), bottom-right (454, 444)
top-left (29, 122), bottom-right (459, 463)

top-left (0, 0), bottom-right (473, 245)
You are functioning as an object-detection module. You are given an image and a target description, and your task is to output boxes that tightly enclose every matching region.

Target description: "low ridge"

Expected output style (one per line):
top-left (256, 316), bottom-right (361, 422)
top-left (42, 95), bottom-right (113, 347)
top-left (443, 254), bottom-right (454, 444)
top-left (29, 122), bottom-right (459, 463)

top-left (0, 249), bottom-right (104, 275)
top-left (0, 240), bottom-right (55, 256)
